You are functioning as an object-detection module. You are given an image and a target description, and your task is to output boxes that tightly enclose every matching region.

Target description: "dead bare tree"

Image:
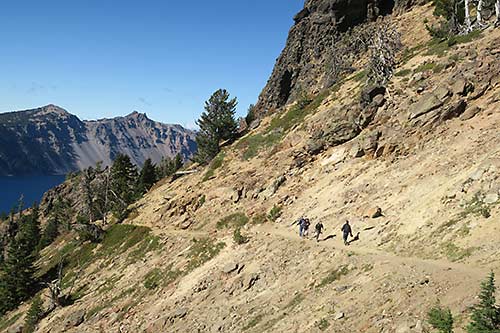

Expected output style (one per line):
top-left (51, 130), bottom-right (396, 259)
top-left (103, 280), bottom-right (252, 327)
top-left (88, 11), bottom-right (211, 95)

top-left (366, 21), bottom-right (402, 86)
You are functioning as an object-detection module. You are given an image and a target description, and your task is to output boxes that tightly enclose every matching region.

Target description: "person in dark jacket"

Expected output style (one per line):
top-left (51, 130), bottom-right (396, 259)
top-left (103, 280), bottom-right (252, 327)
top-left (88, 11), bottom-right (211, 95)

top-left (314, 222), bottom-right (324, 242)
top-left (341, 220), bottom-right (353, 245)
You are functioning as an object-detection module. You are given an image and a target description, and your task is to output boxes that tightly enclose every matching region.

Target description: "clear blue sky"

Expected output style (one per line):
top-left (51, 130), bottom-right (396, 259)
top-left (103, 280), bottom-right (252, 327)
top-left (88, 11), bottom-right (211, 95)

top-left (0, 1), bottom-right (303, 128)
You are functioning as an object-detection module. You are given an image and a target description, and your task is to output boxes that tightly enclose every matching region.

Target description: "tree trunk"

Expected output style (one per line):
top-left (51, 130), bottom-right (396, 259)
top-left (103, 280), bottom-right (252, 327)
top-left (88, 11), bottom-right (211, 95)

top-left (496, 0), bottom-right (500, 24)
top-left (465, 0), bottom-right (472, 32)
top-left (476, 0), bottom-right (483, 25)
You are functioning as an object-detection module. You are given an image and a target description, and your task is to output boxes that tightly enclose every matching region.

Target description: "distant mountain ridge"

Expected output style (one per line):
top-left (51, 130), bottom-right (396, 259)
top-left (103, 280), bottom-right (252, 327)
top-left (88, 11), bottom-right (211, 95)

top-left (0, 104), bottom-right (197, 176)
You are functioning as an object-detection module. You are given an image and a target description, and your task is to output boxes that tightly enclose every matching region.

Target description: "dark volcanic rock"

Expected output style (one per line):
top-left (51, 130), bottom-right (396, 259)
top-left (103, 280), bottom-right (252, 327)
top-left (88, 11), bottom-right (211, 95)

top-left (254, 0), bottom-right (421, 117)
top-left (0, 105), bottom-right (197, 175)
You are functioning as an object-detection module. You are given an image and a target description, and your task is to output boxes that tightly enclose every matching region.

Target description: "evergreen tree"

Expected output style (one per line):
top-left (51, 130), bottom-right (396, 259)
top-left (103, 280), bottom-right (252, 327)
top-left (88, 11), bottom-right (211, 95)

top-left (138, 158), bottom-right (157, 194)
top-left (18, 205), bottom-right (41, 255)
top-left (0, 231), bottom-right (38, 315)
top-left (38, 218), bottom-right (60, 250)
top-left (173, 153), bottom-right (183, 171)
top-left (428, 303), bottom-right (454, 333)
top-left (194, 89), bottom-right (238, 164)
top-left (467, 272), bottom-right (500, 332)
top-left (245, 104), bottom-right (256, 126)
top-left (110, 154), bottom-right (138, 215)
top-left (23, 294), bottom-right (43, 333)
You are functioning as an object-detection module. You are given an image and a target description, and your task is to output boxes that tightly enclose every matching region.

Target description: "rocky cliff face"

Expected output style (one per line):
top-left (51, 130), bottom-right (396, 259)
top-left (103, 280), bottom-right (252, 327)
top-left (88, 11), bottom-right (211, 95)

top-left (0, 105), bottom-right (196, 175)
top-left (254, 0), bottom-right (425, 117)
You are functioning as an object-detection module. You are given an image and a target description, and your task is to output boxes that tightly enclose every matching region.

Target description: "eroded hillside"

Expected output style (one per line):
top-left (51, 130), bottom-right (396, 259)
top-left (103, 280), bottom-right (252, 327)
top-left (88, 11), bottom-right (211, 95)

top-left (1, 3), bottom-right (500, 333)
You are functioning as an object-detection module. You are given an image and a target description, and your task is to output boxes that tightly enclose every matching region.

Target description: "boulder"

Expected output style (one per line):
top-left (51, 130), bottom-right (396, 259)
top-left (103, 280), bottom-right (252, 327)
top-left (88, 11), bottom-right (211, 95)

top-left (372, 94), bottom-right (386, 108)
top-left (7, 325), bottom-right (23, 333)
top-left (460, 106), bottom-right (482, 121)
top-left (334, 312), bottom-right (345, 320)
top-left (433, 86), bottom-right (451, 102)
top-left (260, 175), bottom-right (286, 199)
top-left (361, 86), bottom-right (386, 106)
top-left (349, 142), bottom-right (365, 158)
top-left (323, 122), bottom-right (361, 146)
top-left (440, 99), bottom-right (467, 121)
top-left (408, 94), bottom-right (443, 120)
top-left (245, 273), bottom-right (260, 291)
top-left (451, 79), bottom-right (466, 95)
top-left (484, 193), bottom-right (499, 204)
top-left (364, 207), bottom-right (383, 218)
top-left (361, 131), bottom-right (381, 156)
top-left (222, 263), bottom-right (239, 274)
top-left (64, 310), bottom-right (85, 328)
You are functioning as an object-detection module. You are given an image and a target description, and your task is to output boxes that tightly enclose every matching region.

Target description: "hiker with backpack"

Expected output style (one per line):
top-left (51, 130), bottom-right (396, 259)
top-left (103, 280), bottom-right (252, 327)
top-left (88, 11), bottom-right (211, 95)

top-left (341, 220), bottom-right (354, 245)
top-left (302, 217), bottom-right (311, 238)
top-left (294, 216), bottom-right (306, 237)
top-left (314, 221), bottom-right (324, 242)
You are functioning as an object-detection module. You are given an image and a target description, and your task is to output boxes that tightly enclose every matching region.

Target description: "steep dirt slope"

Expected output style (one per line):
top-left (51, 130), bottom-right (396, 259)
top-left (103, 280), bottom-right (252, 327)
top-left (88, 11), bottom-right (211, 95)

top-left (2, 3), bottom-right (500, 333)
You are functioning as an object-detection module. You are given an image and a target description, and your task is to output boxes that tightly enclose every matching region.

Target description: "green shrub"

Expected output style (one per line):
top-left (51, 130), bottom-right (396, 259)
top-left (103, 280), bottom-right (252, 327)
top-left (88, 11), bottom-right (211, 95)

top-left (442, 242), bottom-right (475, 262)
top-left (267, 205), bottom-right (282, 222)
top-left (203, 151), bottom-right (226, 181)
top-left (427, 303), bottom-right (454, 333)
top-left (186, 238), bottom-right (225, 271)
top-left (243, 314), bottom-right (264, 331)
top-left (144, 268), bottom-right (163, 290)
top-left (317, 266), bottom-right (349, 288)
top-left (251, 213), bottom-right (268, 225)
top-left (216, 213), bottom-right (249, 229)
top-left (316, 318), bottom-right (330, 331)
top-left (233, 228), bottom-right (249, 245)
top-left (395, 69), bottom-right (412, 77)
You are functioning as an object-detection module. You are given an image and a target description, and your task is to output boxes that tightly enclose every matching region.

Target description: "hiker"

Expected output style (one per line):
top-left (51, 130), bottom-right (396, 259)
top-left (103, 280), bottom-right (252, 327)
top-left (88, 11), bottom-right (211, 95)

top-left (341, 220), bottom-right (353, 245)
top-left (295, 216), bottom-right (306, 237)
top-left (303, 218), bottom-right (311, 238)
top-left (314, 221), bottom-right (324, 242)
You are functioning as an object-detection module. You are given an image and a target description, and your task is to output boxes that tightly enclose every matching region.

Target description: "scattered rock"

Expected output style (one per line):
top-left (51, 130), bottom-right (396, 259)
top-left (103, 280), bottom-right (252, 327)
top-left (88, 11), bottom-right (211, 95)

top-left (222, 263), bottom-right (239, 274)
top-left (7, 325), bottom-right (23, 333)
top-left (260, 176), bottom-right (286, 199)
top-left (173, 308), bottom-right (188, 319)
top-left (484, 193), bottom-right (499, 204)
top-left (335, 285), bottom-right (351, 293)
top-left (334, 312), bottom-right (345, 320)
top-left (419, 276), bottom-right (430, 285)
top-left (245, 273), bottom-right (260, 291)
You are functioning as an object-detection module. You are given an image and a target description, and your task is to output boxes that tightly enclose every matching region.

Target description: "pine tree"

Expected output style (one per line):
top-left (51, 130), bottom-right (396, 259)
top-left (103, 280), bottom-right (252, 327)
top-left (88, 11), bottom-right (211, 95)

top-left (0, 232), bottom-right (38, 315)
top-left (428, 303), bottom-right (454, 333)
top-left (173, 153), bottom-right (183, 171)
top-left (110, 154), bottom-right (138, 216)
top-left (138, 158), bottom-right (157, 194)
top-left (23, 294), bottom-right (43, 333)
top-left (194, 89), bottom-right (238, 164)
top-left (467, 272), bottom-right (500, 332)
top-left (38, 218), bottom-right (60, 249)
top-left (18, 205), bottom-right (41, 255)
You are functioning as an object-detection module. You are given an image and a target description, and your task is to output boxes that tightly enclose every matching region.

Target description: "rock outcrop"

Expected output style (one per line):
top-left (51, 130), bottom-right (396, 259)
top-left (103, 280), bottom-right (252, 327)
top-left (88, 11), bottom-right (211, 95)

top-left (0, 105), bottom-right (197, 175)
top-left (254, 0), bottom-right (425, 117)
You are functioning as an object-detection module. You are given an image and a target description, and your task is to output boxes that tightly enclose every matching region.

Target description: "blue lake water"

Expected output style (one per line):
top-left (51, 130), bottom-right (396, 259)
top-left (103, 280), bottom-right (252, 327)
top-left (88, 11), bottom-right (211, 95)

top-left (0, 175), bottom-right (65, 214)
